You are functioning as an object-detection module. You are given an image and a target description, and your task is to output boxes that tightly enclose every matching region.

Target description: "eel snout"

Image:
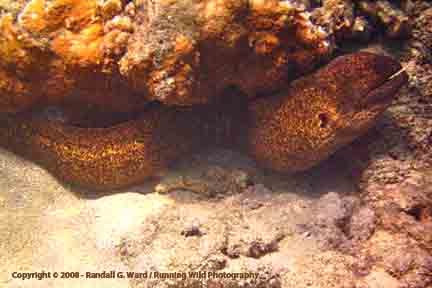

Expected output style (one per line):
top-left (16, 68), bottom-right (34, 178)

top-left (341, 52), bottom-right (408, 109)
top-left (359, 64), bottom-right (409, 109)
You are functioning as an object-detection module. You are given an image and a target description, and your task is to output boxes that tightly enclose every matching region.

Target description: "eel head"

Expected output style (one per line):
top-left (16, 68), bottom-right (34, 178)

top-left (247, 52), bottom-right (409, 172)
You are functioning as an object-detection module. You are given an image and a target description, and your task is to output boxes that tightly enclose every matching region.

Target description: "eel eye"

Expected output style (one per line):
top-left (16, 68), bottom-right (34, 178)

top-left (318, 113), bottom-right (329, 129)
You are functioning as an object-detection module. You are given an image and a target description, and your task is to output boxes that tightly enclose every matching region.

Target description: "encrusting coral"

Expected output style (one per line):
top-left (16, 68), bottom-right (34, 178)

top-left (0, 0), bottom-right (410, 112)
top-left (0, 0), bottom-right (331, 112)
top-left (0, 0), bottom-right (141, 112)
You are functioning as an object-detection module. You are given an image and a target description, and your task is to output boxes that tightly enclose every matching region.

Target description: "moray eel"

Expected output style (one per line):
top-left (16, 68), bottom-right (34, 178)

top-left (0, 52), bottom-right (408, 190)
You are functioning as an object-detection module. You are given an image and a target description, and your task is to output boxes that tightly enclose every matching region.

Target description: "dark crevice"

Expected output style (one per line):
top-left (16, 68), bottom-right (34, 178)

top-left (405, 205), bottom-right (431, 222)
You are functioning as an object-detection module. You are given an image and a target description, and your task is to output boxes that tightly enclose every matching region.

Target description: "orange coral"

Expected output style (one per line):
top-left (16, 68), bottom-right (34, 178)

top-left (0, 0), bottom-right (332, 112)
top-left (0, 0), bottom-right (139, 112)
top-left (0, 0), bottom-right (409, 113)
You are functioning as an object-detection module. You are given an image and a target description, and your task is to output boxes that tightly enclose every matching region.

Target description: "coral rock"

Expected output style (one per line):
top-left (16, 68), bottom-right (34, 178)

top-left (0, 0), bottom-right (412, 112)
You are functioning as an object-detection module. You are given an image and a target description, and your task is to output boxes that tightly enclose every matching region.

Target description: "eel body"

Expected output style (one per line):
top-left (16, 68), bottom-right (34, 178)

top-left (0, 105), bottom-right (239, 189)
top-left (0, 52), bottom-right (408, 190)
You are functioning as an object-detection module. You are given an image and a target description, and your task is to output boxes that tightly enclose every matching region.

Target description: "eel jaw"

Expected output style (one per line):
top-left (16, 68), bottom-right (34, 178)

top-left (333, 62), bottom-right (409, 149)
top-left (318, 56), bottom-right (409, 165)
top-left (358, 66), bottom-right (409, 111)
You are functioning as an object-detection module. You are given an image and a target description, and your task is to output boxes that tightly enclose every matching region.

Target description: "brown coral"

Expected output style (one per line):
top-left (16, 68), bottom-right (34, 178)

top-left (119, 0), bottom-right (332, 105)
top-left (0, 0), bottom-right (412, 113)
top-left (0, 0), bottom-right (333, 112)
top-left (0, 0), bottom-right (141, 112)
top-left (357, 0), bottom-right (411, 38)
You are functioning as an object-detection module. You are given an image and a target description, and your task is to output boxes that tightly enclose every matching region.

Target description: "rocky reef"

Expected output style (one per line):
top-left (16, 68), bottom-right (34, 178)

top-left (0, 0), bottom-right (412, 113)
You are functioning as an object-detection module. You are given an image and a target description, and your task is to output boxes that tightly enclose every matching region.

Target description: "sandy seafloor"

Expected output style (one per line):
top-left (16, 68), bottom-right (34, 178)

top-left (1, 144), bottom-right (364, 288)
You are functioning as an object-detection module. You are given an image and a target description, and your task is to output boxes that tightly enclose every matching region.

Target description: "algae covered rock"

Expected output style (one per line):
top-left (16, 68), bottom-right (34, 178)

top-left (0, 0), bottom-right (411, 113)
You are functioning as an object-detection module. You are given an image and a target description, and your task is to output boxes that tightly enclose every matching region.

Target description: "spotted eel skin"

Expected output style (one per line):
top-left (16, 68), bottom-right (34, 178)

top-left (0, 52), bottom-right (408, 190)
